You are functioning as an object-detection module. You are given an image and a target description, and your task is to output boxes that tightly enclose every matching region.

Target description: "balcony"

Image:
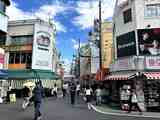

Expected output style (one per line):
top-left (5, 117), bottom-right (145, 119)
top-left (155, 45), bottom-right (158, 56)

top-left (0, 12), bottom-right (8, 33)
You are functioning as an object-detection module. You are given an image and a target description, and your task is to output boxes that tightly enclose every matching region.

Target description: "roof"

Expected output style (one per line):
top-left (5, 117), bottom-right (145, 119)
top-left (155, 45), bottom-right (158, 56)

top-left (2, 0), bottom-right (10, 6)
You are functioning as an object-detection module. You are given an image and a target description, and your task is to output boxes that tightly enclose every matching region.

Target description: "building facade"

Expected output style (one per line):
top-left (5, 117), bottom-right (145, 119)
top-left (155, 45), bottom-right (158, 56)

top-left (108, 0), bottom-right (160, 110)
top-left (3, 19), bottom-right (60, 89)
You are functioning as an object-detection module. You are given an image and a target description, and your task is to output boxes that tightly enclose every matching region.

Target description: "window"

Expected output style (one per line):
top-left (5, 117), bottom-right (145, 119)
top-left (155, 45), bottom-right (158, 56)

top-left (0, 1), bottom-right (5, 13)
top-left (0, 34), bottom-right (6, 45)
top-left (145, 4), bottom-right (160, 17)
top-left (123, 8), bottom-right (132, 23)
top-left (11, 35), bottom-right (33, 45)
top-left (21, 52), bottom-right (26, 63)
top-left (26, 53), bottom-right (32, 64)
top-left (9, 53), bottom-right (15, 64)
top-left (15, 53), bottom-right (20, 64)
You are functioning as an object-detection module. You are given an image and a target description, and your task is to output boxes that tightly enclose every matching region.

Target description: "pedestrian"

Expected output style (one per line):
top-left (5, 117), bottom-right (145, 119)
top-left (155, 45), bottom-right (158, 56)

top-left (51, 84), bottom-right (58, 98)
top-left (85, 85), bottom-right (93, 110)
top-left (33, 81), bottom-right (44, 120)
top-left (70, 82), bottom-right (76, 105)
top-left (95, 86), bottom-right (102, 106)
top-left (128, 89), bottom-right (142, 115)
top-left (22, 86), bottom-right (31, 110)
top-left (76, 82), bottom-right (81, 97)
top-left (62, 82), bottom-right (68, 98)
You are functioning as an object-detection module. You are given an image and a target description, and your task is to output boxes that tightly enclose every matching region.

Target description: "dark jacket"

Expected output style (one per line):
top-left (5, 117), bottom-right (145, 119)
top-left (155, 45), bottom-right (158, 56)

top-left (33, 85), bottom-right (44, 102)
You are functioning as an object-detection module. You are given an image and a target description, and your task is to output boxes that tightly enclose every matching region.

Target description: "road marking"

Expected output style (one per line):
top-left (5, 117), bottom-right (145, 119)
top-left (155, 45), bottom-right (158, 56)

top-left (90, 104), bottom-right (160, 119)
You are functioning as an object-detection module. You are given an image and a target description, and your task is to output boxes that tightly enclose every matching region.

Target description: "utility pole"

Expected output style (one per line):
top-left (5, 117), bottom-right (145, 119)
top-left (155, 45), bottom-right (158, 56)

top-left (99, 0), bottom-right (102, 70)
top-left (78, 39), bottom-right (81, 81)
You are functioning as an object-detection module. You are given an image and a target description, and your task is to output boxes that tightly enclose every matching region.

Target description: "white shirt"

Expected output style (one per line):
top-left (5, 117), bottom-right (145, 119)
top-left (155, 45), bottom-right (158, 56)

top-left (96, 89), bottom-right (101, 96)
top-left (85, 89), bottom-right (92, 95)
top-left (132, 93), bottom-right (138, 103)
top-left (76, 84), bottom-right (80, 91)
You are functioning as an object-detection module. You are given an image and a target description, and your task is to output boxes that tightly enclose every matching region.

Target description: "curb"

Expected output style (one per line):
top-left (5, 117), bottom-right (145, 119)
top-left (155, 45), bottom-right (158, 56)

top-left (90, 104), bottom-right (160, 119)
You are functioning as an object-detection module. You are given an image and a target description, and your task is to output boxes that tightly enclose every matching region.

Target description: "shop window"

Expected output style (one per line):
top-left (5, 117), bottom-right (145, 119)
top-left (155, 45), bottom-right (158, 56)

top-left (123, 8), bottom-right (132, 24)
top-left (15, 53), bottom-right (20, 64)
top-left (9, 53), bottom-right (15, 64)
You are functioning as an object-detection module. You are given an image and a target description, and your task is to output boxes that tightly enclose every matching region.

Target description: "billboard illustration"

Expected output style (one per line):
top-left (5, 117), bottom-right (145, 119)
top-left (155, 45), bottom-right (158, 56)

top-left (138, 28), bottom-right (160, 55)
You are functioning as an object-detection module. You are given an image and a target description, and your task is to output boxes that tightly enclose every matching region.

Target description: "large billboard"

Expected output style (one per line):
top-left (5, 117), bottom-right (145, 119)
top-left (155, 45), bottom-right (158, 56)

top-left (138, 28), bottom-right (160, 55)
top-left (32, 23), bottom-right (54, 70)
top-left (116, 31), bottom-right (136, 58)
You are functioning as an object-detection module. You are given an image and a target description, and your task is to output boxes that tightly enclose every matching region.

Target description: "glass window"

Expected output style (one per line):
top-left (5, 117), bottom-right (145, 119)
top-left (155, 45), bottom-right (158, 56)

top-left (145, 4), bottom-right (160, 17)
top-left (26, 53), bottom-right (32, 64)
top-left (0, 34), bottom-right (6, 45)
top-left (123, 8), bottom-right (132, 24)
top-left (11, 35), bottom-right (33, 45)
top-left (9, 53), bottom-right (15, 64)
top-left (15, 53), bottom-right (20, 64)
top-left (21, 52), bottom-right (26, 64)
top-left (0, 1), bottom-right (5, 13)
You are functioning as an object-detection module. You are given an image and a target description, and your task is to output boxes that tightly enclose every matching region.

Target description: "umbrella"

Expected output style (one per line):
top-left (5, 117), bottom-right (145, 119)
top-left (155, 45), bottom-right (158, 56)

top-left (23, 82), bottom-right (35, 87)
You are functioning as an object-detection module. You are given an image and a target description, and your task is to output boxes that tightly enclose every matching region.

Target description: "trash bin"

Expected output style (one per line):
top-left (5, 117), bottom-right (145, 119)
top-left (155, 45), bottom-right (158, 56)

top-left (9, 93), bottom-right (16, 103)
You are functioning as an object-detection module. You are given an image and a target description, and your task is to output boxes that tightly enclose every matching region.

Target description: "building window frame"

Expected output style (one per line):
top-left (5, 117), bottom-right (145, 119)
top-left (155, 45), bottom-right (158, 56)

top-left (123, 8), bottom-right (132, 24)
top-left (145, 4), bottom-right (160, 18)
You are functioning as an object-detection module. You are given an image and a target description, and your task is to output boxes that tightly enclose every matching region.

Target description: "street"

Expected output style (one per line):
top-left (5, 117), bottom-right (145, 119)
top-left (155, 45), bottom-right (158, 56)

top-left (0, 97), bottom-right (159, 120)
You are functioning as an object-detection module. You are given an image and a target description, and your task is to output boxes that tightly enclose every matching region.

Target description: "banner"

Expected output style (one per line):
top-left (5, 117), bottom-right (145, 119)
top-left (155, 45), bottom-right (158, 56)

top-left (32, 23), bottom-right (54, 70)
top-left (146, 56), bottom-right (160, 69)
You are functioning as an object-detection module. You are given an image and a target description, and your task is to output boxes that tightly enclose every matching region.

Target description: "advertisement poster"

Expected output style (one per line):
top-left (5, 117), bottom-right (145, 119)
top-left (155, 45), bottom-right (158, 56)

top-left (116, 31), bottom-right (136, 58)
top-left (32, 23), bottom-right (54, 70)
top-left (138, 28), bottom-right (160, 55)
top-left (146, 56), bottom-right (160, 69)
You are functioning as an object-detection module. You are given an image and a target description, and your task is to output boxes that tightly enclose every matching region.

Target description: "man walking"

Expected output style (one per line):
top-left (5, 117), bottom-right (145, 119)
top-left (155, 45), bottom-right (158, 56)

top-left (70, 82), bottom-right (76, 105)
top-left (33, 81), bottom-right (44, 120)
top-left (128, 90), bottom-right (142, 115)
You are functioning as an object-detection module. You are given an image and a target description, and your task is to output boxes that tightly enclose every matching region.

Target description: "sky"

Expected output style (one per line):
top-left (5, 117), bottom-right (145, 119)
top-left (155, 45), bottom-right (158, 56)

top-left (6, 0), bottom-right (116, 73)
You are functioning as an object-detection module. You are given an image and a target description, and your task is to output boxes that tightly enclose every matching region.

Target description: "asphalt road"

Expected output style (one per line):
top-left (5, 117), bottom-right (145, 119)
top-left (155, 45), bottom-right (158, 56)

top-left (0, 97), bottom-right (159, 120)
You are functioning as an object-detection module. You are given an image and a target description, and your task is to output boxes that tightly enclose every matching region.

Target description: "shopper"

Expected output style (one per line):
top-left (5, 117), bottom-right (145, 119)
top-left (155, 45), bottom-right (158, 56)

top-left (76, 82), bottom-right (81, 97)
top-left (22, 86), bottom-right (31, 110)
top-left (33, 81), bottom-right (44, 120)
top-left (70, 82), bottom-right (76, 105)
top-left (95, 86), bottom-right (102, 106)
top-left (85, 85), bottom-right (93, 110)
top-left (128, 90), bottom-right (142, 114)
top-left (51, 84), bottom-right (58, 98)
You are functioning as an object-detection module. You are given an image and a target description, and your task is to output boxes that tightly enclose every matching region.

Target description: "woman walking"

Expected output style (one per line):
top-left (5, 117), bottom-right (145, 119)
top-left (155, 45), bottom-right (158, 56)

top-left (85, 85), bottom-right (93, 110)
top-left (128, 90), bottom-right (142, 115)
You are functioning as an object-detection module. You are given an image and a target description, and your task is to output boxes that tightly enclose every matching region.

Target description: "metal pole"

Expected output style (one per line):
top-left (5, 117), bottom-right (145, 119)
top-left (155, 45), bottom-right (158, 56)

top-left (78, 39), bottom-right (81, 82)
top-left (99, 0), bottom-right (102, 70)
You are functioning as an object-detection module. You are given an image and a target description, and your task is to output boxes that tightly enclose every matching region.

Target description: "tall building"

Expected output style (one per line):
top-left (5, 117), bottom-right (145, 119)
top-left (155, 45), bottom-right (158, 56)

top-left (101, 21), bottom-right (113, 69)
top-left (3, 19), bottom-right (60, 89)
top-left (107, 0), bottom-right (160, 110)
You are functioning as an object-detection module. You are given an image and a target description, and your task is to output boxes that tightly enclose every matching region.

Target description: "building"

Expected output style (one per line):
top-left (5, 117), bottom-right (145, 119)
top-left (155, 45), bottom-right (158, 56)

top-left (3, 19), bottom-right (60, 90)
top-left (101, 21), bottom-right (113, 69)
top-left (0, 0), bottom-right (10, 98)
top-left (107, 0), bottom-right (160, 110)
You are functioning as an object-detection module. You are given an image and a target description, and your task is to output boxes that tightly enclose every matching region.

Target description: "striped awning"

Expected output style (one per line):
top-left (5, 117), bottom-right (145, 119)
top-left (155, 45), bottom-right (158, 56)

top-left (105, 72), bottom-right (136, 80)
top-left (143, 72), bottom-right (160, 79)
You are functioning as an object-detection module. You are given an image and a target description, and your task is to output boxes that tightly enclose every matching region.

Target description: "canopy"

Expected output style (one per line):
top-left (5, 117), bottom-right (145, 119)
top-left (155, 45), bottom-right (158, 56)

top-left (143, 72), bottom-right (160, 79)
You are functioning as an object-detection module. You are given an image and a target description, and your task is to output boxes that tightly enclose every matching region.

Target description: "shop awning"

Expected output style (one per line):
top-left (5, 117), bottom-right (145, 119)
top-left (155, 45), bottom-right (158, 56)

top-left (7, 69), bottom-right (59, 80)
top-left (143, 72), bottom-right (160, 79)
top-left (0, 70), bottom-right (8, 79)
top-left (105, 72), bottom-right (136, 80)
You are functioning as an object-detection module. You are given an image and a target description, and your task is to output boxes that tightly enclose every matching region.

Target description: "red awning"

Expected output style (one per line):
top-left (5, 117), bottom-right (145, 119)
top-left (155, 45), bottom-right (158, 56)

top-left (105, 72), bottom-right (136, 80)
top-left (143, 72), bottom-right (160, 79)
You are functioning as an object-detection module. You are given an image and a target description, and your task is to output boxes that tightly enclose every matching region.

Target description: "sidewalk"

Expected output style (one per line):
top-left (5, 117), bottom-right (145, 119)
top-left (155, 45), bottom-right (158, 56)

top-left (91, 103), bottom-right (160, 119)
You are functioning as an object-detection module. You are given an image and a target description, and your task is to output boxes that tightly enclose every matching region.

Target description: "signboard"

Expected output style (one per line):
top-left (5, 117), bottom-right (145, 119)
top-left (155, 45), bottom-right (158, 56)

top-left (32, 23), bottom-right (54, 70)
top-left (0, 48), bottom-right (4, 69)
top-left (138, 28), bottom-right (160, 55)
top-left (146, 56), bottom-right (160, 69)
top-left (110, 57), bottom-right (136, 72)
top-left (116, 31), bottom-right (136, 58)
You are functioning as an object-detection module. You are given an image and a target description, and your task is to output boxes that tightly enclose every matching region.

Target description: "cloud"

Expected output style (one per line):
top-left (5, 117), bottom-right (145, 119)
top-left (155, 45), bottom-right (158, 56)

top-left (71, 39), bottom-right (86, 50)
top-left (72, 0), bottom-right (116, 29)
top-left (6, 0), bottom-right (68, 32)
top-left (63, 58), bottom-right (71, 73)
